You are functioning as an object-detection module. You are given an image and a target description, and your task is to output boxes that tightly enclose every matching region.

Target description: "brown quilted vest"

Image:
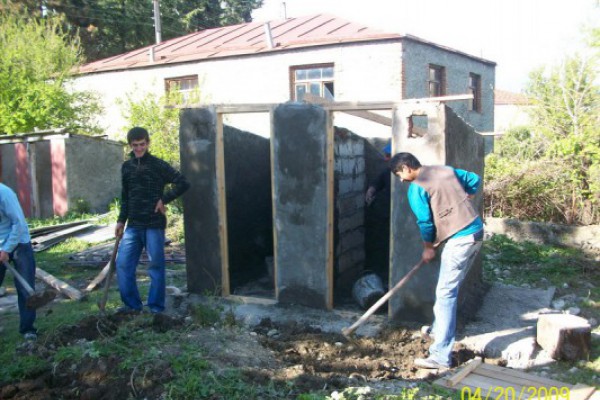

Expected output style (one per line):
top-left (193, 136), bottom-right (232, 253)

top-left (413, 165), bottom-right (478, 245)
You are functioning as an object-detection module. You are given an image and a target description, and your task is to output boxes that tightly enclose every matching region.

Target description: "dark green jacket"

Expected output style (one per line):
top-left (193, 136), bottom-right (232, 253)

top-left (118, 152), bottom-right (190, 229)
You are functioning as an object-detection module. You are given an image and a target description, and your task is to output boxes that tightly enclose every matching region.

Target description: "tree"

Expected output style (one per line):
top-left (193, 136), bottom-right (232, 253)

top-left (9, 0), bottom-right (263, 62)
top-left (119, 88), bottom-right (199, 168)
top-left (0, 11), bottom-right (101, 134)
top-left (485, 32), bottom-right (599, 225)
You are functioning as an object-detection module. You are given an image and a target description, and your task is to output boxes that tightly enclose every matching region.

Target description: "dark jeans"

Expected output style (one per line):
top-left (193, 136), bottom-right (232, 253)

top-left (0, 242), bottom-right (37, 334)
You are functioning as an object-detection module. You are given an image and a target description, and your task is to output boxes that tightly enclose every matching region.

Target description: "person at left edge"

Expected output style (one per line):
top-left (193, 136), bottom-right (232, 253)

top-left (0, 183), bottom-right (38, 340)
top-left (115, 127), bottom-right (190, 314)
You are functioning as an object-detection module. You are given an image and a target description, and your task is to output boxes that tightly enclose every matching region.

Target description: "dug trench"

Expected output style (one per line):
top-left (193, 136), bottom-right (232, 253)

top-left (0, 306), bottom-right (480, 400)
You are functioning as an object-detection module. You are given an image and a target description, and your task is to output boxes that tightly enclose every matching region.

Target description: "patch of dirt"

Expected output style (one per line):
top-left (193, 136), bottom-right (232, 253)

top-left (0, 310), bottom-right (479, 399)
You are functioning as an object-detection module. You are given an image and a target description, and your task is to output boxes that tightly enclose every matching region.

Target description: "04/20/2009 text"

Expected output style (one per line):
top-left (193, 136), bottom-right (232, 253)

top-left (461, 386), bottom-right (570, 400)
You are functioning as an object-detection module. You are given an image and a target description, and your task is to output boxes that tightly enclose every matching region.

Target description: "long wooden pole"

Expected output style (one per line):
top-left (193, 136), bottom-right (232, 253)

top-left (342, 260), bottom-right (425, 337)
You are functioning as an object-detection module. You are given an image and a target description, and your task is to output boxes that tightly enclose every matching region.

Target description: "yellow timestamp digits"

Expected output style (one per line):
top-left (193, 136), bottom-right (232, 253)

top-left (461, 386), bottom-right (570, 400)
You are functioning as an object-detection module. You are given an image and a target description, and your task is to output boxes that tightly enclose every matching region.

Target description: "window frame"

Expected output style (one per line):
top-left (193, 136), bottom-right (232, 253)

top-left (428, 64), bottom-right (446, 97)
top-left (289, 63), bottom-right (335, 101)
top-left (164, 75), bottom-right (199, 104)
top-left (468, 73), bottom-right (482, 113)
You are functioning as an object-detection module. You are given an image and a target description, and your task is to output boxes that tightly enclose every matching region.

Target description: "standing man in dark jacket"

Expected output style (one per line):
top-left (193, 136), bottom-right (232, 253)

top-left (390, 152), bottom-right (483, 369)
top-left (115, 127), bottom-right (190, 314)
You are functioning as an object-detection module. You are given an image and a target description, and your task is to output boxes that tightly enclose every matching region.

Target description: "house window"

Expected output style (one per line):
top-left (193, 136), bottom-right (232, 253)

top-left (291, 64), bottom-right (334, 101)
top-left (165, 75), bottom-right (198, 104)
top-left (468, 73), bottom-right (482, 112)
top-left (428, 65), bottom-right (445, 97)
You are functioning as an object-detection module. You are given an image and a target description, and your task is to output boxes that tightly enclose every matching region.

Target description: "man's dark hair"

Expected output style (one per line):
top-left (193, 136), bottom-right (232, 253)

top-left (389, 152), bottom-right (422, 173)
top-left (127, 127), bottom-right (150, 144)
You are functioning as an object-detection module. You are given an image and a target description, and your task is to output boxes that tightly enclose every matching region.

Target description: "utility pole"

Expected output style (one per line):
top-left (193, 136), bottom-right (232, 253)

top-left (153, 0), bottom-right (162, 44)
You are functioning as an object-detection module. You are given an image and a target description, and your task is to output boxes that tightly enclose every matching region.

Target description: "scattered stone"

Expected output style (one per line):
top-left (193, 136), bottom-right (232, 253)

top-left (588, 318), bottom-right (598, 327)
top-left (267, 329), bottom-right (279, 337)
top-left (502, 270), bottom-right (511, 278)
top-left (566, 307), bottom-right (581, 315)
top-left (184, 316), bottom-right (193, 324)
top-left (250, 331), bottom-right (258, 336)
top-left (537, 314), bottom-right (591, 361)
top-left (166, 286), bottom-right (183, 296)
top-left (569, 367), bottom-right (579, 373)
top-left (494, 268), bottom-right (501, 275)
top-left (562, 283), bottom-right (569, 289)
top-left (334, 342), bottom-right (343, 347)
top-left (0, 286), bottom-right (6, 297)
top-left (551, 299), bottom-right (566, 310)
top-left (521, 283), bottom-right (531, 289)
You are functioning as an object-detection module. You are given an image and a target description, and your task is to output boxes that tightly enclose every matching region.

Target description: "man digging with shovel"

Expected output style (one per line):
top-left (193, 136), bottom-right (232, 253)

top-left (0, 183), bottom-right (39, 341)
top-left (390, 153), bottom-right (483, 370)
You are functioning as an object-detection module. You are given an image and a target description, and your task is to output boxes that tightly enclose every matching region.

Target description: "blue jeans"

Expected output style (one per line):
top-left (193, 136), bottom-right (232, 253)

top-left (429, 231), bottom-right (482, 366)
top-left (0, 242), bottom-right (37, 335)
top-left (116, 227), bottom-right (166, 313)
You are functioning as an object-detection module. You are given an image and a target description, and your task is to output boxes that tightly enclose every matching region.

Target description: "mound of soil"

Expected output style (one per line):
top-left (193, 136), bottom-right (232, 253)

top-left (1, 311), bottom-right (477, 399)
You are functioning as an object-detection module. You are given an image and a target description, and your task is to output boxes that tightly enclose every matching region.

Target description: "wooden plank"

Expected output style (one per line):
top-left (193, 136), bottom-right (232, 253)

top-left (226, 295), bottom-right (277, 305)
top-left (268, 107), bottom-right (279, 300)
top-left (461, 374), bottom-right (526, 394)
top-left (302, 94), bottom-right (392, 126)
top-left (196, 94), bottom-right (474, 114)
top-left (345, 110), bottom-right (392, 126)
top-left (478, 363), bottom-right (567, 388)
top-left (446, 357), bottom-right (482, 387)
top-left (325, 111), bottom-right (334, 310)
top-left (474, 366), bottom-right (566, 389)
top-left (215, 113), bottom-right (230, 296)
top-left (36, 267), bottom-right (85, 301)
top-left (570, 384), bottom-right (596, 400)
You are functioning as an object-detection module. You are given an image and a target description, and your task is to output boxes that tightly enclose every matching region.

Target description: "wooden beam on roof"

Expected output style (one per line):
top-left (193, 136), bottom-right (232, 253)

top-left (171, 94), bottom-right (474, 114)
top-left (302, 94), bottom-right (393, 126)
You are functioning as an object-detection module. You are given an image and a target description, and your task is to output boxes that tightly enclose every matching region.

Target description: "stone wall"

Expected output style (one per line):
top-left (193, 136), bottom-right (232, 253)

top-left (485, 218), bottom-right (600, 259)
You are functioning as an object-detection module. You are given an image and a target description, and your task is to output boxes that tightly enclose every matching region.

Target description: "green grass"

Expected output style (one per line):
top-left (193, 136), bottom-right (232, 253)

top-left (481, 234), bottom-right (596, 288)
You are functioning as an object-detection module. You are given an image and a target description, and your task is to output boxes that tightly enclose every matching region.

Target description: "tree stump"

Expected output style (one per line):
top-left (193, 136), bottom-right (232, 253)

top-left (537, 313), bottom-right (591, 360)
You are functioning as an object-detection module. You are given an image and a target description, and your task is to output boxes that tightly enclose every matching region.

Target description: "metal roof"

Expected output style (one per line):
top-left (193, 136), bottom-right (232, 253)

top-left (77, 14), bottom-right (402, 74)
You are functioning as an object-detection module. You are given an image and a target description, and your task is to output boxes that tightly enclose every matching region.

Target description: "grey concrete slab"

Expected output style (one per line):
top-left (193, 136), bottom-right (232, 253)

top-left (272, 103), bottom-right (331, 309)
top-left (459, 283), bottom-right (556, 368)
top-left (180, 108), bottom-right (223, 295)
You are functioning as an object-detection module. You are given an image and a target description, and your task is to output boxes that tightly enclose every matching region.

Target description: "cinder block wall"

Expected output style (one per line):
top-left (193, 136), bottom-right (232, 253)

top-left (333, 128), bottom-right (366, 293)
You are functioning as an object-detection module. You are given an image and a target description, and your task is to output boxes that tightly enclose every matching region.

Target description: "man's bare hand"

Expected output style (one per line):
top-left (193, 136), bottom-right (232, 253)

top-left (155, 199), bottom-right (166, 215)
top-left (421, 243), bottom-right (436, 263)
top-left (365, 187), bottom-right (376, 206)
top-left (0, 251), bottom-right (9, 264)
top-left (115, 222), bottom-right (125, 238)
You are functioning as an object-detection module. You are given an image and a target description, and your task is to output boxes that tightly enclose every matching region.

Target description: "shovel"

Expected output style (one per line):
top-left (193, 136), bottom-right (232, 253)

top-left (97, 235), bottom-right (121, 313)
top-left (342, 260), bottom-right (425, 337)
top-left (3, 262), bottom-right (56, 309)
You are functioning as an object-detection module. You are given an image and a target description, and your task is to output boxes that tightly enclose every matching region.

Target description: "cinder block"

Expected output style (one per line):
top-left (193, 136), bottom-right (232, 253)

top-left (537, 313), bottom-right (591, 360)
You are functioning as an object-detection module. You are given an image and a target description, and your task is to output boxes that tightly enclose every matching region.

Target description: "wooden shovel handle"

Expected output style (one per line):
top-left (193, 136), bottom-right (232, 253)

top-left (342, 260), bottom-right (425, 336)
top-left (3, 262), bottom-right (35, 295)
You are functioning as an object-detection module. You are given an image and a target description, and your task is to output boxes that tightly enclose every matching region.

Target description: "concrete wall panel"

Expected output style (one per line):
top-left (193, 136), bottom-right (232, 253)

top-left (180, 108), bottom-right (223, 294)
top-left (272, 103), bottom-right (331, 308)
top-left (65, 136), bottom-right (122, 214)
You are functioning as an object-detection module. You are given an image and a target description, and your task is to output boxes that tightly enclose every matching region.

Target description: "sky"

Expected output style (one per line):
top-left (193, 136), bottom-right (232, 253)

top-left (252, 0), bottom-right (599, 93)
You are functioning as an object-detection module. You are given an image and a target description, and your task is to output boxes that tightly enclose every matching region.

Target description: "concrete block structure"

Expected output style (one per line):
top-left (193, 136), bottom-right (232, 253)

top-left (0, 131), bottom-right (123, 218)
top-left (180, 100), bottom-right (485, 323)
